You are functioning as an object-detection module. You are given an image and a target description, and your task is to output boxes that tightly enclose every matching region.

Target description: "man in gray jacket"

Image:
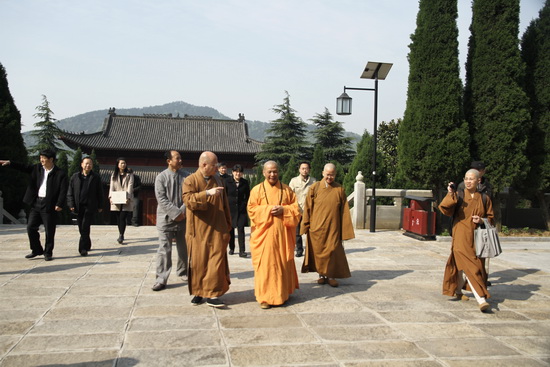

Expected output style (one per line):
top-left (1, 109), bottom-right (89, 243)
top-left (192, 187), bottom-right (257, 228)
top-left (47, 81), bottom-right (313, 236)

top-left (152, 150), bottom-right (188, 291)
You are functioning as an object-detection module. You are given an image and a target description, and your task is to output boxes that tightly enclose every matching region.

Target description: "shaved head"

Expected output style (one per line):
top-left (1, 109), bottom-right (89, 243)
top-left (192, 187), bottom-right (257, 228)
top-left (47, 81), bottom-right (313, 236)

top-left (199, 151), bottom-right (219, 177)
top-left (263, 160), bottom-right (279, 185)
top-left (263, 160), bottom-right (278, 170)
top-left (322, 163), bottom-right (336, 184)
top-left (199, 151), bottom-right (217, 165)
top-left (323, 163), bottom-right (336, 171)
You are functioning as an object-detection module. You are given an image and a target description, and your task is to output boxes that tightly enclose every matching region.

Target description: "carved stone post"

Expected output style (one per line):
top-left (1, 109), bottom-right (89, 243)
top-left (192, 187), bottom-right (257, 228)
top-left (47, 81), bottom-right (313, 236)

top-left (353, 172), bottom-right (366, 229)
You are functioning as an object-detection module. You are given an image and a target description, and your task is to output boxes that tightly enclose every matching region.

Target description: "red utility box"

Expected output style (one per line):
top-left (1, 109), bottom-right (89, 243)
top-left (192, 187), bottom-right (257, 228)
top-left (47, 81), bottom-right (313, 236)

top-left (403, 196), bottom-right (436, 240)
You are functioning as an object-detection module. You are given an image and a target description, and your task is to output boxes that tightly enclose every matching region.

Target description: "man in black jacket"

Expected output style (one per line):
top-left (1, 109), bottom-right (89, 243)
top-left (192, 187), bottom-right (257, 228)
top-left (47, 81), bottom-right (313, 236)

top-left (0, 149), bottom-right (68, 261)
top-left (67, 157), bottom-right (104, 256)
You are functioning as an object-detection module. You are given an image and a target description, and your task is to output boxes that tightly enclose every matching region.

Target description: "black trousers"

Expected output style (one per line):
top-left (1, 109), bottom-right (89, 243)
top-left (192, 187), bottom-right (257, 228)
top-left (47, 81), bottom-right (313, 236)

top-left (27, 198), bottom-right (57, 256)
top-left (229, 226), bottom-right (246, 253)
top-left (77, 205), bottom-right (94, 253)
top-left (295, 217), bottom-right (304, 253)
top-left (114, 210), bottom-right (130, 236)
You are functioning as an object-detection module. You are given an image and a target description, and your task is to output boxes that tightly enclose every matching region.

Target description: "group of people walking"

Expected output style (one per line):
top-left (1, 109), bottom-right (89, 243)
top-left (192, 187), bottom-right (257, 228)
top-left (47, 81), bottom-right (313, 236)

top-left (149, 151), bottom-right (355, 309)
top-left (1, 150), bottom-right (495, 312)
top-left (0, 151), bottom-right (139, 259)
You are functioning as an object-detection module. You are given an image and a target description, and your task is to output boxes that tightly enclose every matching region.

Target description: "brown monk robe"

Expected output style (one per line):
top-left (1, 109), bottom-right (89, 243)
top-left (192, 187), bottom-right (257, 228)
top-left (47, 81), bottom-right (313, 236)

top-left (183, 152), bottom-right (232, 305)
top-left (439, 174), bottom-right (494, 302)
top-left (247, 161), bottom-right (301, 308)
top-left (300, 164), bottom-right (354, 285)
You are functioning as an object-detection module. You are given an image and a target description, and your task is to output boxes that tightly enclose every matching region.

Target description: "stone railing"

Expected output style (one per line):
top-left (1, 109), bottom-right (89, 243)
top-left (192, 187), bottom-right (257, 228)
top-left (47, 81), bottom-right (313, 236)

top-left (348, 172), bottom-right (433, 230)
top-left (0, 191), bottom-right (26, 224)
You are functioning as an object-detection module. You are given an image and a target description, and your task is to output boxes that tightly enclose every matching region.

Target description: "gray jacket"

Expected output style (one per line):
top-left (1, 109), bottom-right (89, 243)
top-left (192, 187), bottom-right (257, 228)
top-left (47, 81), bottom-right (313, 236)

top-left (155, 168), bottom-right (188, 231)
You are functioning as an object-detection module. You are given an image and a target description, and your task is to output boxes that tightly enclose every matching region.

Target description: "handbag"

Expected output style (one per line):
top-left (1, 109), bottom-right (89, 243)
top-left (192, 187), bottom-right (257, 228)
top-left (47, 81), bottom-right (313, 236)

top-left (474, 218), bottom-right (502, 258)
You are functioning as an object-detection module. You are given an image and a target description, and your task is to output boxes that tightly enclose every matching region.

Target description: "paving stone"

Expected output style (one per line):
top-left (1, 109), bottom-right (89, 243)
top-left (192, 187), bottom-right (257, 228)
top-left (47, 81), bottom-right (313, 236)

top-left (299, 311), bottom-right (383, 326)
top-left (392, 322), bottom-right (488, 340)
top-left (498, 337), bottom-right (550, 355)
top-left (344, 361), bottom-right (443, 367)
top-left (327, 340), bottom-right (429, 360)
top-left (377, 310), bottom-right (460, 323)
top-left (29, 318), bottom-right (127, 335)
top-left (219, 314), bottom-right (302, 329)
top-left (313, 325), bottom-right (403, 341)
top-left (129, 315), bottom-right (217, 331)
top-left (474, 322), bottom-right (550, 336)
top-left (441, 358), bottom-right (548, 367)
top-left (45, 305), bottom-right (131, 320)
top-left (120, 347), bottom-right (226, 366)
top-left (229, 344), bottom-right (334, 366)
top-left (12, 333), bottom-right (122, 352)
top-left (222, 327), bottom-right (316, 346)
top-left (1, 350), bottom-right (119, 367)
top-left (417, 338), bottom-right (520, 358)
top-left (125, 329), bottom-right (222, 349)
top-left (0, 321), bottom-right (34, 335)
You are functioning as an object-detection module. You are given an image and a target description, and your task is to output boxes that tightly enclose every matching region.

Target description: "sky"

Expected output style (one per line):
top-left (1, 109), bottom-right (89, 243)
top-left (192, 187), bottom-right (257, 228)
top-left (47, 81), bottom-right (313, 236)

top-left (0, 0), bottom-right (544, 136)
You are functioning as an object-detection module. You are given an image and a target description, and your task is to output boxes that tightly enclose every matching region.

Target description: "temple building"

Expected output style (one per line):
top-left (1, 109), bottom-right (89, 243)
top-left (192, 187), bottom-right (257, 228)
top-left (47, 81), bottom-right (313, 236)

top-left (61, 108), bottom-right (262, 225)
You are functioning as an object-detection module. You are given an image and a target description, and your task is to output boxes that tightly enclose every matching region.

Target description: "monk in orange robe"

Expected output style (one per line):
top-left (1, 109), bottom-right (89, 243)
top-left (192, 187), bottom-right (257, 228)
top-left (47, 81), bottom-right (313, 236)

top-left (439, 168), bottom-right (493, 312)
top-left (301, 163), bottom-right (354, 287)
top-left (247, 161), bottom-right (301, 309)
top-left (183, 151), bottom-right (232, 308)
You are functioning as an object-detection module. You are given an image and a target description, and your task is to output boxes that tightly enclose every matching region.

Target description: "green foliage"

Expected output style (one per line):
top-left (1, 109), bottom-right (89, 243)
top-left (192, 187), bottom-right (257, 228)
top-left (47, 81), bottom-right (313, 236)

top-left (281, 156), bottom-right (298, 184)
top-left (310, 145), bottom-right (324, 182)
top-left (56, 151), bottom-right (69, 174)
top-left (69, 147), bottom-right (83, 178)
top-left (0, 62), bottom-right (28, 219)
top-left (397, 0), bottom-right (469, 192)
top-left (310, 108), bottom-right (354, 168)
top-left (378, 119), bottom-right (400, 187)
top-left (255, 91), bottom-right (309, 167)
top-left (248, 164), bottom-right (264, 188)
top-left (90, 149), bottom-right (100, 174)
top-left (521, 0), bottom-right (550, 196)
top-left (343, 131), bottom-right (373, 195)
top-left (30, 95), bottom-right (65, 158)
top-left (463, 0), bottom-right (531, 194)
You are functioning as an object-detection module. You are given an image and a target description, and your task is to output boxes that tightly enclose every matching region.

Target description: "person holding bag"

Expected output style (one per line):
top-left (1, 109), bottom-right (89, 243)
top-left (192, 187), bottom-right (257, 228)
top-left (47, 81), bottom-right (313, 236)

top-left (109, 157), bottom-right (134, 244)
top-left (439, 169), bottom-right (494, 312)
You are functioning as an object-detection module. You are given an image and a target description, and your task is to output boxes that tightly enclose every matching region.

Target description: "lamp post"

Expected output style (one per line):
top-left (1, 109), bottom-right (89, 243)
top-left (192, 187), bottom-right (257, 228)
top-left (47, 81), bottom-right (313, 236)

top-left (336, 61), bottom-right (392, 232)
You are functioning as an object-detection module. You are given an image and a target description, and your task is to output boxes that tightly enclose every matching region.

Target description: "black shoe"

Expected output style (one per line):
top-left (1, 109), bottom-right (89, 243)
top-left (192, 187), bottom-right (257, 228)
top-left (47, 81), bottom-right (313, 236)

top-left (117, 235), bottom-right (124, 244)
top-left (228, 249), bottom-right (235, 255)
top-left (80, 251), bottom-right (88, 257)
top-left (191, 296), bottom-right (203, 305)
top-left (206, 298), bottom-right (225, 308)
top-left (239, 252), bottom-right (247, 258)
top-left (44, 255), bottom-right (53, 261)
top-left (25, 252), bottom-right (42, 259)
top-left (152, 283), bottom-right (166, 291)
top-left (296, 251), bottom-right (303, 257)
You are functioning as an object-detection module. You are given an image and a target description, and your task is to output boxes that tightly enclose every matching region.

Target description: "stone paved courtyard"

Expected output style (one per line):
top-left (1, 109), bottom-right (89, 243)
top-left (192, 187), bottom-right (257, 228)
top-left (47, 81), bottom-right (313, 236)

top-left (0, 225), bottom-right (549, 366)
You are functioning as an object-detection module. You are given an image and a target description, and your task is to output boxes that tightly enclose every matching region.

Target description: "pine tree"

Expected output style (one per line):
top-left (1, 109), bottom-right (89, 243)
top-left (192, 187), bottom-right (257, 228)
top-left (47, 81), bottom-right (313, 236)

top-left (30, 95), bottom-right (64, 157)
top-left (90, 149), bottom-right (100, 175)
top-left (0, 63), bottom-right (28, 220)
top-left (281, 156), bottom-right (299, 185)
top-left (255, 91), bottom-right (308, 169)
top-left (397, 0), bottom-right (469, 194)
top-left (463, 0), bottom-right (531, 201)
top-left (310, 108), bottom-right (354, 167)
top-left (521, 0), bottom-right (550, 228)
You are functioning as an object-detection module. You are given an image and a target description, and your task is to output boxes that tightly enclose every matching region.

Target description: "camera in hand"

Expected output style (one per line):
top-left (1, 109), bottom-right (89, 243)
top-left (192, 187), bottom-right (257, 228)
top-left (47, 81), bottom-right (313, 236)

top-left (449, 183), bottom-right (456, 191)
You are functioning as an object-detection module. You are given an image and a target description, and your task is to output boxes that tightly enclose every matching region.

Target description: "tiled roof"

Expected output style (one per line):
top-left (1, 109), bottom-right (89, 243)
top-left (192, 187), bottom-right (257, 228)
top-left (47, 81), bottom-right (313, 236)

top-left (61, 113), bottom-right (263, 154)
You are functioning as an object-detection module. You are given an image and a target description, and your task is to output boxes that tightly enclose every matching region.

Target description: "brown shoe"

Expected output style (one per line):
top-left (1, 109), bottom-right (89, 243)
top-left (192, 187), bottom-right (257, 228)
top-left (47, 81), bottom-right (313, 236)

top-left (260, 302), bottom-right (271, 309)
top-left (328, 279), bottom-right (339, 287)
top-left (317, 276), bottom-right (327, 285)
top-left (479, 302), bottom-right (490, 312)
top-left (455, 293), bottom-right (469, 301)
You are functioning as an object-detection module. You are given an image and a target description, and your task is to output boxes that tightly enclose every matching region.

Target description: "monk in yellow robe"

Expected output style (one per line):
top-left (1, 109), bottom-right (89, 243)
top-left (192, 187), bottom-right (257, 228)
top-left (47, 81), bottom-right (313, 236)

top-left (439, 168), bottom-right (493, 312)
top-left (247, 161), bottom-right (301, 309)
top-left (301, 163), bottom-right (354, 287)
top-left (183, 151), bottom-right (232, 308)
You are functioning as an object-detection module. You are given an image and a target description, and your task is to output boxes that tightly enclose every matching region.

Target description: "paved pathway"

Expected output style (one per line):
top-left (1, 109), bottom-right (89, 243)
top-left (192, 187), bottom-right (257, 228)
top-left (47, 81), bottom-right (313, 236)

top-left (0, 225), bottom-right (549, 366)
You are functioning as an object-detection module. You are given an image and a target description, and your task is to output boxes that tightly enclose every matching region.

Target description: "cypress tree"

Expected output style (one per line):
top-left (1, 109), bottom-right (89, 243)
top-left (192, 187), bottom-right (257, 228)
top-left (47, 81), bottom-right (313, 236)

top-left (463, 0), bottom-right (531, 223)
top-left (343, 131), bottom-right (374, 196)
top-left (310, 108), bottom-right (354, 167)
top-left (377, 119), bottom-right (401, 188)
top-left (397, 0), bottom-right (469, 194)
top-left (255, 91), bottom-right (308, 169)
top-left (521, 0), bottom-right (550, 228)
top-left (69, 147), bottom-right (83, 179)
top-left (0, 63), bottom-right (28, 220)
top-left (310, 144), bottom-right (325, 183)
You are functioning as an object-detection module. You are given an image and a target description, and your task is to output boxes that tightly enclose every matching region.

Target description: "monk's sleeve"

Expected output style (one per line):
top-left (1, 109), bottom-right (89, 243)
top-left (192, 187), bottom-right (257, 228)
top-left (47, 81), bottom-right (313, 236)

top-left (341, 188), bottom-right (355, 241)
top-left (247, 186), bottom-right (274, 230)
top-left (438, 192), bottom-right (457, 217)
top-left (222, 190), bottom-right (232, 231)
top-left (300, 185), bottom-right (314, 235)
top-left (182, 176), bottom-right (208, 211)
top-left (283, 188), bottom-right (301, 228)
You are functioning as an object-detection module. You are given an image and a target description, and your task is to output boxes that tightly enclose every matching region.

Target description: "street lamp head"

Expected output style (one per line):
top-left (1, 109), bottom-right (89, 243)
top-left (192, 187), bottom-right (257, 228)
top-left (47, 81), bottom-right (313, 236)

top-left (336, 92), bottom-right (352, 115)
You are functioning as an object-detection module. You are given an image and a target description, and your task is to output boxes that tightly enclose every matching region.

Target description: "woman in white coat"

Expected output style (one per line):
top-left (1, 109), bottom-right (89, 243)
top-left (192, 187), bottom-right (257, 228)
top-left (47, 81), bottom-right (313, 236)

top-left (109, 157), bottom-right (134, 244)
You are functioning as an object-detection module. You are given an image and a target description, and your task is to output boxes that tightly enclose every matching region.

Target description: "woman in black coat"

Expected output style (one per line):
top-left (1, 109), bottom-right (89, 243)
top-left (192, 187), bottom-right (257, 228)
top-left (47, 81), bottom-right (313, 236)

top-left (224, 164), bottom-right (250, 257)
